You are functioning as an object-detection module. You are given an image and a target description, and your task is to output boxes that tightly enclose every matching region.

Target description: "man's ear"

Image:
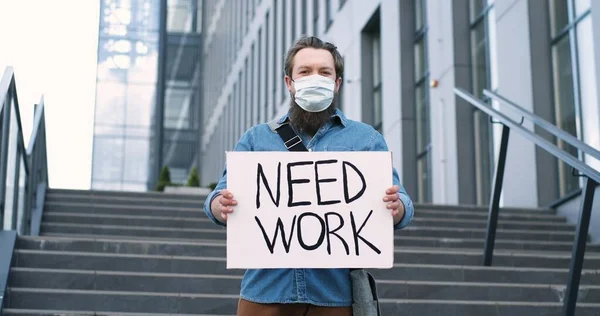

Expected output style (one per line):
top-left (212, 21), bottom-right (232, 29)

top-left (334, 77), bottom-right (342, 93)
top-left (284, 75), bottom-right (294, 93)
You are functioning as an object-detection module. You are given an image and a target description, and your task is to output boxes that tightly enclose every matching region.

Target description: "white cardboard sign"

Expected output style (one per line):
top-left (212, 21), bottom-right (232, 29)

top-left (226, 151), bottom-right (394, 269)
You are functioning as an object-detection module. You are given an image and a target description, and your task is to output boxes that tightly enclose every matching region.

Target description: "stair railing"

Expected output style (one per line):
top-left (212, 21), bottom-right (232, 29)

top-left (0, 66), bottom-right (49, 235)
top-left (455, 87), bottom-right (599, 316)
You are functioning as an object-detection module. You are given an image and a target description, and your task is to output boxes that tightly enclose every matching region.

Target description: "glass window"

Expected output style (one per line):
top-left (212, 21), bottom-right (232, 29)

top-left (470, 0), bottom-right (487, 21)
top-left (123, 139), bottom-right (150, 182)
top-left (196, 0), bottom-right (202, 33)
top-left (372, 34), bottom-right (382, 132)
top-left (552, 35), bottom-right (580, 194)
top-left (471, 19), bottom-right (488, 99)
top-left (413, 0), bottom-right (432, 203)
top-left (415, 0), bottom-right (426, 30)
top-left (265, 13), bottom-right (271, 119)
top-left (468, 0), bottom-right (493, 206)
top-left (313, 0), bottom-right (319, 35)
top-left (302, 0), bottom-right (307, 35)
top-left (250, 44), bottom-right (256, 124)
top-left (164, 87), bottom-right (192, 129)
top-left (414, 40), bottom-right (426, 81)
top-left (126, 84), bottom-right (155, 127)
top-left (326, 0), bottom-right (333, 30)
top-left (415, 84), bottom-right (429, 153)
top-left (167, 0), bottom-right (193, 32)
top-left (550, 0), bottom-right (570, 37)
top-left (281, 0), bottom-right (288, 102)
top-left (292, 0), bottom-right (297, 39)
top-left (273, 0), bottom-right (279, 111)
top-left (92, 136), bottom-right (124, 181)
top-left (549, 0), bottom-right (592, 195)
top-left (258, 28), bottom-right (263, 121)
top-left (95, 81), bottom-right (126, 125)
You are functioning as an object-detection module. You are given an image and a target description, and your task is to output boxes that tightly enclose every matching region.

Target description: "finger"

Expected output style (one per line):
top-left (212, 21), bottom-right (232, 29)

top-left (386, 201), bottom-right (400, 210)
top-left (219, 196), bottom-right (237, 206)
top-left (391, 209), bottom-right (399, 217)
top-left (221, 189), bottom-right (234, 199)
top-left (221, 212), bottom-right (228, 221)
top-left (219, 204), bottom-right (234, 213)
top-left (385, 185), bottom-right (399, 195)
top-left (383, 194), bottom-right (399, 202)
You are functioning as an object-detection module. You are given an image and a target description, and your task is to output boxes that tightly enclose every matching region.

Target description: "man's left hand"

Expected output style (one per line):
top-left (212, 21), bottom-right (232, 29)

top-left (383, 185), bottom-right (406, 225)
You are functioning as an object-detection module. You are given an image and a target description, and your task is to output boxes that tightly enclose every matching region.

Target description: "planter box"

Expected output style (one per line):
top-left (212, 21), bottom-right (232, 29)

top-left (164, 186), bottom-right (212, 196)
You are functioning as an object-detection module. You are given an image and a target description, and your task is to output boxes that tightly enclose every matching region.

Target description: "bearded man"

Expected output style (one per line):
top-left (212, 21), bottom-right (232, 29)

top-left (203, 36), bottom-right (414, 316)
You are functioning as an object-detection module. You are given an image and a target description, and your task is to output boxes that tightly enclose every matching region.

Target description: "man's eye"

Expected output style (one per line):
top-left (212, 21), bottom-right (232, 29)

top-left (299, 70), bottom-right (307, 74)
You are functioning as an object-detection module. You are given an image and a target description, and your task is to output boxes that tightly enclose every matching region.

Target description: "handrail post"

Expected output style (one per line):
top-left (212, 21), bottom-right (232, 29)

top-left (0, 94), bottom-right (12, 230)
top-left (562, 177), bottom-right (597, 316)
top-left (483, 124), bottom-right (510, 266)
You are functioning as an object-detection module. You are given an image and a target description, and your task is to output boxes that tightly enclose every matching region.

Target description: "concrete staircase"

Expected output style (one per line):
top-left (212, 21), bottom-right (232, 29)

top-left (3, 189), bottom-right (600, 315)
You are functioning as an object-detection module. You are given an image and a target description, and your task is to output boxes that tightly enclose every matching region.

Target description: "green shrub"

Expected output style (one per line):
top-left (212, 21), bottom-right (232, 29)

top-left (155, 166), bottom-right (172, 192)
top-left (187, 167), bottom-right (200, 187)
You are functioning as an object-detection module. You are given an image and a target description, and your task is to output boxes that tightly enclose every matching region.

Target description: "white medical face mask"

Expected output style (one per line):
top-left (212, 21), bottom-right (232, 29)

top-left (292, 74), bottom-right (336, 112)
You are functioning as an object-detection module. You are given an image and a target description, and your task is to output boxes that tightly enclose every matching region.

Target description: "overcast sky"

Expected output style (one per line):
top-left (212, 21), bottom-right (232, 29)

top-left (0, 0), bottom-right (100, 189)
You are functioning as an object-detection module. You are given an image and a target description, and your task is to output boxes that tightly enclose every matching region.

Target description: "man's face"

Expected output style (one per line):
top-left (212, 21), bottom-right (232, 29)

top-left (285, 48), bottom-right (343, 135)
top-left (285, 48), bottom-right (342, 94)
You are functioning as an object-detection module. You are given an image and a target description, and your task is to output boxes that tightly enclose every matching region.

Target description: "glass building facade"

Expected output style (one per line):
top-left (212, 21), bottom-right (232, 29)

top-left (91, 0), bottom-right (202, 191)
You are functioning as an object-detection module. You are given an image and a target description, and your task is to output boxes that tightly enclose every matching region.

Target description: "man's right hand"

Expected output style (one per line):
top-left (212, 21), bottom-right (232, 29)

top-left (211, 189), bottom-right (236, 223)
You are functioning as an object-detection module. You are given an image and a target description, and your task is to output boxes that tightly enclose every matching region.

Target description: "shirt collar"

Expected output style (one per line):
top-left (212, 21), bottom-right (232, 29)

top-left (277, 108), bottom-right (348, 127)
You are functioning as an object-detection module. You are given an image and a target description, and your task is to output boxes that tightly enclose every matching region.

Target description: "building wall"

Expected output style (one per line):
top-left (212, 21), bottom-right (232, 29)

top-left (200, 0), bottom-right (600, 209)
top-left (92, 0), bottom-right (202, 191)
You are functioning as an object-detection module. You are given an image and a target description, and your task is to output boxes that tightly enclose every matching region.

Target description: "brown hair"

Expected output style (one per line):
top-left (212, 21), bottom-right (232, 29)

top-left (284, 36), bottom-right (344, 79)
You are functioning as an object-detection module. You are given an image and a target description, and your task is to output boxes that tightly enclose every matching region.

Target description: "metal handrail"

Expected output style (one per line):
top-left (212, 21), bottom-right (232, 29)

top-left (483, 89), bottom-right (600, 161)
top-left (0, 66), bottom-right (49, 235)
top-left (455, 87), bottom-right (598, 316)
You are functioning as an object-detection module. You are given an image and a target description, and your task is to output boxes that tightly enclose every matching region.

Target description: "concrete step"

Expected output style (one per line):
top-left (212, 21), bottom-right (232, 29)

top-left (398, 225), bottom-right (577, 242)
top-left (4, 288), bottom-right (238, 314)
top-left (9, 268), bottom-right (600, 302)
top-left (11, 248), bottom-right (600, 273)
top-left (7, 288), bottom-right (600, 315)
top-left (39, 222), bottom-right (578, 242)
top-left (379, 300), bottom-right (600, 316)
top-left (46, 189), bottom-right (205, 202)
top-left (8, 268), bottom-right (242, 294)
top-left (18, 235), bottom-right (600, 257)
top-left (43, 202), bottom-right (204, 218)
top-left (415, 204), bottom-right (555, 215)
top-left (3, 308), bottom-right (235, 316)
top-left (412, 217), bottom-right (575, 231)
top-left (416, 208), bottom-right (566, 222)
top-left (2, 309), bottom-right (233, 316)
top-left (371, 263), bottom-right (600, 284)
top-left (41, 212), bottom-right (575, 232)
top-left (375, 280), bottom-right (600, 303)
top-left (42, 213), bottom-right (217, 230)
top-left (45, 194), bottom-right (204, 209)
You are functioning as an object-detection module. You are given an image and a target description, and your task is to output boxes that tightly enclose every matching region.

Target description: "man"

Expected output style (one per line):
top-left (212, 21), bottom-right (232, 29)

top-left (203, 36), bottom-right (414, 316)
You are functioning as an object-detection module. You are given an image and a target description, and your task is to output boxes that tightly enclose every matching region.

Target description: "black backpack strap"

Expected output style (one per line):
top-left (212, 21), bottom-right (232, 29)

top-left (274, 122), bottom-right (308, 152)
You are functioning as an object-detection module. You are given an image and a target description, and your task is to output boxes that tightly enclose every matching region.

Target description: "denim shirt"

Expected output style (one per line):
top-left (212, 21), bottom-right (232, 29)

top-left (203, 109), bottom-right (415, 307)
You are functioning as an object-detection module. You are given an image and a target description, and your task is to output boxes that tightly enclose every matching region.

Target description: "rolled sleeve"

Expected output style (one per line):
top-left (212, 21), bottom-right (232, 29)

top-left (203, 181), bottom-right (226, 227)
top-left (394, 190), bottom-right (414, 230)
